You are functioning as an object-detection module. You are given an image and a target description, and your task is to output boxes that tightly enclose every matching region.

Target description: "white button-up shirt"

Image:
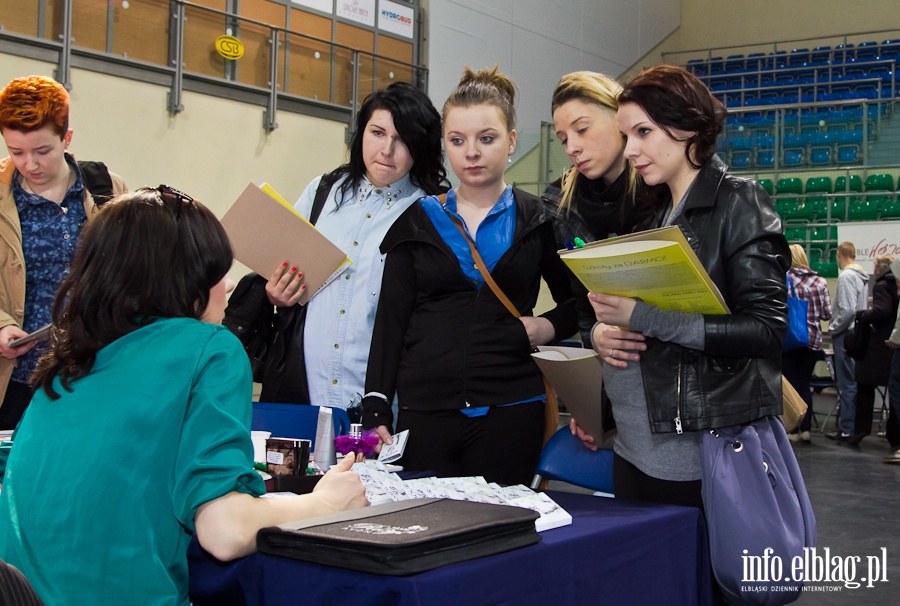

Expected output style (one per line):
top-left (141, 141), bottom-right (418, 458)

top-left (295, 173), bottom-right (423, 409)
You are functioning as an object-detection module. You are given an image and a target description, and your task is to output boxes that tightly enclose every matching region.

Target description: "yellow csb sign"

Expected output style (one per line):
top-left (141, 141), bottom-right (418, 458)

top-left (215, 35), bottom-right (244, 60)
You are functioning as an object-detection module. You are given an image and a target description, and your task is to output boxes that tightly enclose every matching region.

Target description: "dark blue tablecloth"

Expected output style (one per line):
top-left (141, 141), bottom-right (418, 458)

top-left (188, 491), bottom-right (713, 605)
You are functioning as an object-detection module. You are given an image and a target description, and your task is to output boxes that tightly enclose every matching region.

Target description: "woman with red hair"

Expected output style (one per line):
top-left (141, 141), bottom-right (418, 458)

top-left (0, 75), bottom-right (127, 428)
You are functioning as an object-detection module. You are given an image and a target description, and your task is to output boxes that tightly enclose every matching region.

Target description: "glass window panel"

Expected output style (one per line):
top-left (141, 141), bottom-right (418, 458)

top-left (71, 0), bottom-right (109, 52)
top-left (285, 33), bottom-right (333, 102)
top-left (182, 5), bottom-right (227, 79)
top-left (0, 0), bottom-right (40, 38)
top-left (233, 21), bottom-right (274, 89)
top-left (111, 0), bottom-right (169, 65)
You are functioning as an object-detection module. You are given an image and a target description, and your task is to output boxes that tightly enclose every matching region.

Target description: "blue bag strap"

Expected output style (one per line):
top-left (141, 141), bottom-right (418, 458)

top-left (786, 273), bottom-right (798, 298)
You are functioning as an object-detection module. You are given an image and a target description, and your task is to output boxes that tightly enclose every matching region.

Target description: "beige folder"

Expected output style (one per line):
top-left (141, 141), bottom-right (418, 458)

top-left (532, 345), bottom-right (613, 446)
top-left (220, 183), bottom-right (349, 306)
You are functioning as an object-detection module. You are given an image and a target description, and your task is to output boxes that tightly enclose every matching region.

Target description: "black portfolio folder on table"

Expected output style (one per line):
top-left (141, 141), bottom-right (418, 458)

top-left (257, 498), bottom-right (540, 576)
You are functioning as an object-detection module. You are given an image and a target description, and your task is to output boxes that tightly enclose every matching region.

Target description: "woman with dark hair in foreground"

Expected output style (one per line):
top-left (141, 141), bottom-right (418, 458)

top-left (0, 188), bottom-right (367, 604)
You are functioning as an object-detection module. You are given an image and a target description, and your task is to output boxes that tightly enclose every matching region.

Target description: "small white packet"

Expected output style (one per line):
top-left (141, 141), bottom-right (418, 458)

top-left (377, 429), bottom-right (409, 464)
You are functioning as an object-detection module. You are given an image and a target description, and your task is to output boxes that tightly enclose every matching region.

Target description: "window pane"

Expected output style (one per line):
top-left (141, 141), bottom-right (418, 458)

top-left (72, 0), bottom-right (108, 52)
top-left (111, 0), bottom-right (169, 65)
top-left (285, 33), bottom-right (333, 102)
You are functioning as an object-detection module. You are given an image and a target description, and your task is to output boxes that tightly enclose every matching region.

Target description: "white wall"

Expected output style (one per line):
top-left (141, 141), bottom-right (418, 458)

top-left (426, 0), bottom-right (680, 132)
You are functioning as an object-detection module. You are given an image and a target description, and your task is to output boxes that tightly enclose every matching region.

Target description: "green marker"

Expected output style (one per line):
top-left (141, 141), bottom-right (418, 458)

top-left (573, 237), bottom-right (585, 248)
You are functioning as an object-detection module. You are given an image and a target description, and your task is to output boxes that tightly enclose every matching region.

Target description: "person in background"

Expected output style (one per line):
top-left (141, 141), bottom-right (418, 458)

top-left (0, 75), bottom-right (127, 429)
top-left (0, 189), bottom-right (367, 604)
top-left (783, 244), bottom-right (832, 443)
top-left (847, 255), bottom-right (898, 446)
top-left (826, 241), bottom-right (869, 440)
top-left (883, 258), bottom-right (900, 463)
top-left (578, 65), bottom-right (789, 509)
top-left (542, 71), bottom-right (643, 344)
top-left (361, 66), bottom-right (577, 485)
top-left (259, 82), bottom-right (449, 412)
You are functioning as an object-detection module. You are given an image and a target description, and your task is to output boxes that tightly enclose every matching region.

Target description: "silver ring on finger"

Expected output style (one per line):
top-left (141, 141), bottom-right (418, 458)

top-left (608, 348), bottom-right (615, 357)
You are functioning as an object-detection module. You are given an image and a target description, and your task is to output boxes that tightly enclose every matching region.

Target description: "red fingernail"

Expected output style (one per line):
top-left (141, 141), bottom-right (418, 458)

top-left (281, 261), bottom-right (288, 267)
top-left (297, 272), bottom-right (303, 278)
top-left (300, 284), bottom-right (307, 290)
top-left (290, 266), bottom-right (297, 272)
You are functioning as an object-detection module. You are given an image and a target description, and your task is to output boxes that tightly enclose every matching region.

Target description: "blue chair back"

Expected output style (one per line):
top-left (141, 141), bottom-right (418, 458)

top-left (251, 402), bottom-right (350, 451)
top-left (530, 427), bottom-right (614, 494)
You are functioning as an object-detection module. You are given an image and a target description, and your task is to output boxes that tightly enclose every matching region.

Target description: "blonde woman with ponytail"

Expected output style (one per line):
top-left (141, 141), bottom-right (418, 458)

top-left (361, 66), bottom-right (577, 485)
top-left (543, 71), bottom-right (650, 344)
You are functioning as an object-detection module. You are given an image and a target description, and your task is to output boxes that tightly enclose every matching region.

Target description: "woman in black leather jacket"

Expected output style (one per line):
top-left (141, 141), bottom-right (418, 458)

top-left (572, 65), bottom-right (790, 508)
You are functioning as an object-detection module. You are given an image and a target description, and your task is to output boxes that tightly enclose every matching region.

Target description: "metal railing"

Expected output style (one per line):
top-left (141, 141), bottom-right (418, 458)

top-left (661, 28), bottom-right (900, 65)
top-left (0, 0), bottom-right (427, 133)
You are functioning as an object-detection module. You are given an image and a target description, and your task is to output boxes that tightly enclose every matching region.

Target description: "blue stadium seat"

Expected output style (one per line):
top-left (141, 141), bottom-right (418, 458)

top-left (809, 46), bottom-right (832, 64)
top-left (788, 48), bottom-right (810, 65)
top-left (783, 149), bottom-right (805, 167)
top-left (855, 41), bottom-right (879, 60)
top-left (810, 148), bottom-right (832, 165)
top-left (833, 43), bottom-right (855, 63)
top-left (837, 145), bottom-right (859, 164)
top-left (731, 151), bottom-right (752, 169)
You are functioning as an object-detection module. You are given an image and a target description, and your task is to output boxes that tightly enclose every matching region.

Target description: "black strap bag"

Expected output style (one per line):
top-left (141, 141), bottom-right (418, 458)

top-left (844, 319), bottom-right (870, 360)
top-left (224, 173), bottom-right (336, 386)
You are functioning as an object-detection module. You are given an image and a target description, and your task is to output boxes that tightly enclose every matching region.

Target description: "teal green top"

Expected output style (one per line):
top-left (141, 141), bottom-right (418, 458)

top-left (0, 318), bottom-right (265, 605)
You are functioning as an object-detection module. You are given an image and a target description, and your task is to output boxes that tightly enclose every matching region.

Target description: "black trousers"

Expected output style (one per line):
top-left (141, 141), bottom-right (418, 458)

top-left (396, 401), bottom-right (545, 486)
top-left (782, 347), bottom-right (819, 432)
top-left (612, 453), bottom-right (704, 509)
top-left (0, 381), bottom-right (32, 430)
top-left (853, 383), bottom-right (883, 437)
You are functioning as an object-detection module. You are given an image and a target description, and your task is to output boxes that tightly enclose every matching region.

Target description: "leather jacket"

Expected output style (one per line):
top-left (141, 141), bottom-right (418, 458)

top-left (640, 156), bottom-right (791, 433)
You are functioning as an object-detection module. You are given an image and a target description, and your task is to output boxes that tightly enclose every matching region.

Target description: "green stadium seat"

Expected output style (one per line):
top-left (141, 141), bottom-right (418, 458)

top-left (776, 177), bottom-right (803, 196)
top-left (757, 179), bottom-right (774, 196)
top-left (866, 193), bottom-right (892, 209)
top-left (783, 226), bottom-right (807, 243)
top-left (805, 176), bottom-right (833, 193)
top-left (827, 199), bottom-right (847, 222)
top-left (813, 261), bottom-right (839, 278)
top-left (783, 201), bottom-right (814, 223)
top-left (864, 173), bottom-right (894, 192)
top-left (834, 175), bottom-right (862, 192)
top-left (881, 199), bottom-right (900, 219)
top-left (848, 199), bottom-right (879, 221)
top-left (808, 197), bottom-right (827, 220)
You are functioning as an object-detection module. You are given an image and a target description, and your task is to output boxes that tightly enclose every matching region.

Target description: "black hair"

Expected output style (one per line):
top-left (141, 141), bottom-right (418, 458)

top-left (330, 82), bottom-right (449, 207)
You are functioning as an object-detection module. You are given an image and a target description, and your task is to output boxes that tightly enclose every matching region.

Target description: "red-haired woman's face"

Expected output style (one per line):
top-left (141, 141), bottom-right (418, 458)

top-left (2, 123), bottom-right (72, 187)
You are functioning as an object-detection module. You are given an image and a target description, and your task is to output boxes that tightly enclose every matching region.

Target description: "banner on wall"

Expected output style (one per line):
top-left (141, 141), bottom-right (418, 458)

top-left (836, 221), bottom-right (900, 273)
top-left (378, 0), bottom-right (414, 39)
top-left (291, 0), bottom-right (334, 14)
top-left (336, 0), bottom-right (376, 27)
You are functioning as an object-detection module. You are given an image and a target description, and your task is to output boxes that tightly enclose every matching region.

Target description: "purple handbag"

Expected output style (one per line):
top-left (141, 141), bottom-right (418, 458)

top-left (701, 416), bottom-right (816, 605)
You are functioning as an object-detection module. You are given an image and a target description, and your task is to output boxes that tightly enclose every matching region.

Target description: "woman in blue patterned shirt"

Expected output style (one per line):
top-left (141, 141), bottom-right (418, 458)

top-left (0, 75), bottom-right (126, 429)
